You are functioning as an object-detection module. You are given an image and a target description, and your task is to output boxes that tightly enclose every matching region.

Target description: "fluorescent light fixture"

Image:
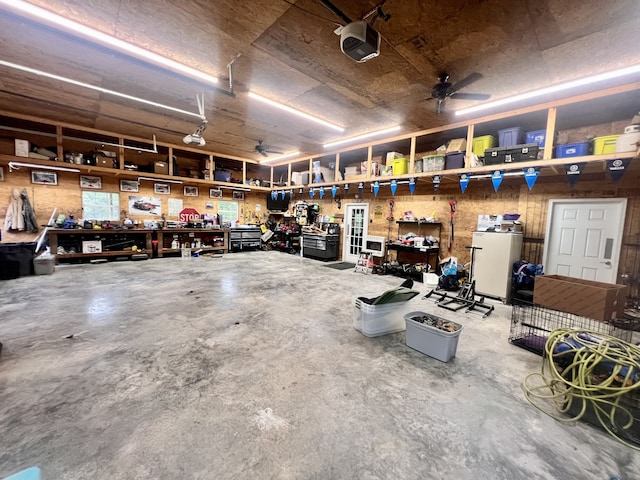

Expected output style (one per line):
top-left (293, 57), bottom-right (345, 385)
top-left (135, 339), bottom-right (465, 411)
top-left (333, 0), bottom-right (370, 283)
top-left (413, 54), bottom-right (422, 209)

top-left (260, 151), bottom-right (301, 163)
top-left (0, 60), bottom-right (202, 120)
top-left (0, 0), bottom-right (219, 86)
top-left (138, 176), bottom-right (183, 184)
top-left (218, 186), bottom-right (251, 191)
top-left (8, 161), bottom-right (80, 172)
top-left (324, 126), bottom-right (401, 149)
top-left (248, 92), bottom-right (344, 132)
top-left (455, 64), bottom-right (640, 116)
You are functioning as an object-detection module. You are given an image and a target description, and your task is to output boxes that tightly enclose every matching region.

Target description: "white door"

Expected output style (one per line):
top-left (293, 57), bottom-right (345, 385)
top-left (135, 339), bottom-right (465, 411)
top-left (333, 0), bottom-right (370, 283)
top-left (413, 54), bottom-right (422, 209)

top-left (343, 203), bottom-right (369, 263)
top-left (543, 198), bottom-right (627, 283)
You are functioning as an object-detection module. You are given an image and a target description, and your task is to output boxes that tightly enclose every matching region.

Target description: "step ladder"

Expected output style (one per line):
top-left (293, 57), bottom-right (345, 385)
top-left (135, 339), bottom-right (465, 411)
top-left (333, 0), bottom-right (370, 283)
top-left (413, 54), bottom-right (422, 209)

top-left (354, 249), bottom-right (374, 274)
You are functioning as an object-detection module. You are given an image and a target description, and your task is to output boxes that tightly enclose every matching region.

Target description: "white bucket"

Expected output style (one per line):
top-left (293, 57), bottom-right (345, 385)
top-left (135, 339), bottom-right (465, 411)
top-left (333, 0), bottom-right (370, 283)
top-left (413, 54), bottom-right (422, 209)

top-left (423, 272), bottom-right (439, 289)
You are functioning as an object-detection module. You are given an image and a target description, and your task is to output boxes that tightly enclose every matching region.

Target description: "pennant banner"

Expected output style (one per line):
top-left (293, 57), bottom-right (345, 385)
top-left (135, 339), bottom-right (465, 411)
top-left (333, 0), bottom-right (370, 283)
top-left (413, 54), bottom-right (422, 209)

top-left (344, 183), bottom-right (350, 195)
top-left (409, 177), bottom-right (417, 195)
top-left (607, 157), bottom-right (632, 184)
top-left (270, 190), bottom-right (277, 200)
top-left (357, 182), bottom-right (364, 196)
top-left (309, 187), bottom-right (314, 198)
top-left (280, 190), bottom-right (286, 200)
top-left (564, 162), bottom-right (586, 188)
top-left (491, 170), bottom-right (504, 192)
top-left (432, 175), bottom-right (441, 193)
top-left (523, 167), bottom-right (539, 190)
top-left (390, 179), bottom-right (397, 196)
top-left (459, 173), bottom-right (470, 194)
top-left (319, 186), bottom-right (325, 198)
top-left (373, 181), bottom-right (380, 197)
top-left (331, 185), bottom-right (337, 198)
top-left (289, 189), bottom-right (293, 199)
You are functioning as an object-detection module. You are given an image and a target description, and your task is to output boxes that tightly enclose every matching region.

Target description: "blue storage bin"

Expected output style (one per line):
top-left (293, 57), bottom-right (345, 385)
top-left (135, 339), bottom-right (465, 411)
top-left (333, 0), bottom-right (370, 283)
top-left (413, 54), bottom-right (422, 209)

top-left (525, 130), bottom-right (546, 147)
top-left (555, 142), bottom-right (592, 158)
top-left (498, 127), bottom-right (523, 147)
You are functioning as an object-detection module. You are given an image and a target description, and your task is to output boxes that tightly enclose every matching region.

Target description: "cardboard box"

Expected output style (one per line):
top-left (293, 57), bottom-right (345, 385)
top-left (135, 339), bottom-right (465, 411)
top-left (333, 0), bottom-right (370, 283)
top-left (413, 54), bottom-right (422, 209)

top-left (154, 161), bottom-right (169, 175)
top-left (82, 240), bottom-right (102, 254)
top-left (533, 275), bottom-right (627, 322)
top-left (15, 139), bottom-right (30, 157)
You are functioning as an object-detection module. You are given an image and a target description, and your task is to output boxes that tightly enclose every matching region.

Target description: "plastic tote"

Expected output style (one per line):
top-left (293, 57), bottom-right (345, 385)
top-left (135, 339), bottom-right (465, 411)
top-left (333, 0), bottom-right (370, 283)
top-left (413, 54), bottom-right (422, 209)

top-left (353, 293), bottom-right (416, 337)
top-left (404, 311), bottom-right (463, 362)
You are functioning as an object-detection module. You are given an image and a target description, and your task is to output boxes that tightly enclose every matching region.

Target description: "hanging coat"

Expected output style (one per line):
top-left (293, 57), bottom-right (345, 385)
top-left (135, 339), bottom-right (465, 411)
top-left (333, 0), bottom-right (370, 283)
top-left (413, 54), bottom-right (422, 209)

top-left (21, 188), bottom-right (38, 233)
top-left (4, 188), bottom-right (24, 231)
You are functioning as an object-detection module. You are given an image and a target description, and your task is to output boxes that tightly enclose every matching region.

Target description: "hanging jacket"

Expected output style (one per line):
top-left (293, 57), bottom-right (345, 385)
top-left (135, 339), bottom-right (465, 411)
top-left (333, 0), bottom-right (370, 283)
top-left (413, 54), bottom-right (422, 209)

top-left (4, 188), bottom-right (24, 231)
top-left (21, 188), bottom-right (38, 233)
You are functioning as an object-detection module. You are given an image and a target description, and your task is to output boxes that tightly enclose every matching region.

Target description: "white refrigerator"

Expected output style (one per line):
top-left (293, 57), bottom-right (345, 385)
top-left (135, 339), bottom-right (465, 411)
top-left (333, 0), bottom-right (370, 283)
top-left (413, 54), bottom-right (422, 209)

top-left (471, 231), bottom-right (523, 302)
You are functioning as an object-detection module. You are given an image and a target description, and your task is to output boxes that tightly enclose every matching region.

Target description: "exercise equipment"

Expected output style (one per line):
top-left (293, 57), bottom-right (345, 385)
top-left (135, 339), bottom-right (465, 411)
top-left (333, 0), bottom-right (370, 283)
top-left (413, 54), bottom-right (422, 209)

top-left (424, 245), bottom-right (494, 318)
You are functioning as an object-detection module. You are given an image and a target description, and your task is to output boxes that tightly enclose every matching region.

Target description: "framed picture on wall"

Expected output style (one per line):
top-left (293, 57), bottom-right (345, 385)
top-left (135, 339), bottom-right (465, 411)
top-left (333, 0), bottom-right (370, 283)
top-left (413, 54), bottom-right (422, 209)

top-left (120, 180), bottom-right (139, 192)
top-left (31, 171), bottom-right (57, 185)
top-left (209, 188), bottom-right (222, 199)
top-left (232, 191), bottom-right (245, 200)
top-left (154, 183), bottom-right (170, 194)
top-left (80, 175), bottom-right (102, 189)
top-left (184, 186), bottom-right (198, 197)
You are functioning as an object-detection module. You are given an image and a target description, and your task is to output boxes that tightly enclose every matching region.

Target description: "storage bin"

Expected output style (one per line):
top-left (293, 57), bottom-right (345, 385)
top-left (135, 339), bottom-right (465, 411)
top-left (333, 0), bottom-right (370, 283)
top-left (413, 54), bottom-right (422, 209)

top-left (446, 138), bottom-right (467, 153)
top-left (444, 151), bottom-right (465, 170)
top-left (498, 127), bottom-right (523, 147)
top-left (593, 135), bottom-right (620, 155)
top-left (484, 146), bottom-right (506, 165)
top-left (413, 158), bottom-right (423, 173)
top-left (423, 154), bottom-right (445, 172)
top-left (615, 126), bottom-right (640, 153)
top-left (0, 242), bottom-right (36, 276)
top-left (472, 135), bottom-right (496, 157)
top-left (33, 255), bottom-right (55, 275)
top-left (352, 294), bottom-right (416, 337)
top-left (525, 130), bottom-right (546, 147)
top-left (214, 170), bottom-right (231, 182)
top-left (555, 141), bottom-right (592, 158)
top-left (391, 158), bottom-right (408, 175)
top-left (404, 312), bottom-right (463, 362)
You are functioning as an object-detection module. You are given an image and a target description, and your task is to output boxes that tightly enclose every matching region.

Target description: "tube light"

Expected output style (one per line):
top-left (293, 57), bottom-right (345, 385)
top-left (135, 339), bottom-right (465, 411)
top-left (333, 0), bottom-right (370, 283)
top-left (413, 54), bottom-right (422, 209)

top-left (455, 64), bottom-right (640, 116)
top-left (260, 151), bottom-right (301, 163)
top-left (248, 92), bottom-right (344, 132)
top-left (218, 186), bottom-right (251, 191)
top-left (137, 176), bottom-right (183, 184)
top-left (0, 61), bottom-right (202, 120)
top-left (323, 126), bottom-right (401, 149)
top-left (0, 0), bottom-right (219, 86)
top-left (8, 161), bottom-right (80, 172)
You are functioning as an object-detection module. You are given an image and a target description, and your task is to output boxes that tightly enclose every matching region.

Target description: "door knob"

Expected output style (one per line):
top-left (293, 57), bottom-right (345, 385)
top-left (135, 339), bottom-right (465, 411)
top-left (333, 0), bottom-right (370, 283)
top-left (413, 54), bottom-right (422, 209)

top-left (601, 261), bottom-right (612, 266)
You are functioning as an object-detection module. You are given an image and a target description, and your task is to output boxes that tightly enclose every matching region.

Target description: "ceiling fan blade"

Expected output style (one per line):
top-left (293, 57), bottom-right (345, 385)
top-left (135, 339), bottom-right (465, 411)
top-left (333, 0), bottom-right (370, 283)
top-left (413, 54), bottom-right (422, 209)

top-left (450, 72), bottom-right (483, 92)
top-left (260, 150), bottom-right (268, 157)
top-left (435, 98), bottom-right (444, 114)
top-left (266, 149), bottom-right (284, 155)
top-left (449, 92), bottom-right (491, 101)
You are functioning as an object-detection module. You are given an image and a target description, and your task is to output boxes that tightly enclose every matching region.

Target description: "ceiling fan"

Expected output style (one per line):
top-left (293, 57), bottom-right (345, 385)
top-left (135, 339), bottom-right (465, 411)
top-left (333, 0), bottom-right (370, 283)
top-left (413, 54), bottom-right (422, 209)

top-left (255, 140), bottom-right (283, 157)
top-left (429, 72), bottom-right (490, 114)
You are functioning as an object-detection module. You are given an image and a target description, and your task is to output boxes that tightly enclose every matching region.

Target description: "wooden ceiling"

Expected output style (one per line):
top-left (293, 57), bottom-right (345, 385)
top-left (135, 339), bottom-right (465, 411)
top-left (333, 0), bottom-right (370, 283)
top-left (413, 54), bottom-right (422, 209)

top-left (0, 0), bottom-right (639, 160)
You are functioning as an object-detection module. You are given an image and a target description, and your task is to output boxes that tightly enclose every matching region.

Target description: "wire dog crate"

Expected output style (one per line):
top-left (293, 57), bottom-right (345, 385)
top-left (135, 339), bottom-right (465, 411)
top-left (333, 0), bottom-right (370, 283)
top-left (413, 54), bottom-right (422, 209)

top-left (509, 303), bottom-right (635, 356)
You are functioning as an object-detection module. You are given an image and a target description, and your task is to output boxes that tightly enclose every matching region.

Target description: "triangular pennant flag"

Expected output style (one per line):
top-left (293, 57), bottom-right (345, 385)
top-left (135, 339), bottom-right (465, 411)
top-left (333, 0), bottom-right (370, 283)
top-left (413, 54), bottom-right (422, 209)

top-left (331, 185), bottom-right (337, 198)
top-left (390, 179), bottom-right (397, 196)
top-left (607, 157), bottom-right (632, 184)
top-left (280, 190), bottom-right (286, 200)
top-left (373, 181), bottom-right (380, 196)
top-left (289, 189), bottom-right (293, 199)
top-left (270, 190), bottom-right (277, 200)
top-left (344, 183), bottom-right (350, 195)
top-left (309, 187), bottom-right (314, 198)
top-left (432, 175), bottom-right (441, 193)
top-left (565, 162), bottom-right (586, 188)
top-left (491, 170), bottom-right (504, 192)
top-left (409, 177), bottom-right (416, 195)
top-left (459, 173), bottom-right (470, 193)
top-left (319, 186), bottom-right (325, 198)
top-left (357, 182), bottom-right (364, 196)
top-left (298, 188), bottom-right (304, 198)
top-left (523, 167), bottom-right (539, 190)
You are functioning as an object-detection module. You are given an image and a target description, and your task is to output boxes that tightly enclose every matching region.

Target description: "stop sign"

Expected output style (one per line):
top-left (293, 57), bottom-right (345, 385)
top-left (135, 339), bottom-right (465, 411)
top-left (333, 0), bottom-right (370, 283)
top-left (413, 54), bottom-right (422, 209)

top-left (179, 208), bottom-right (201, 222)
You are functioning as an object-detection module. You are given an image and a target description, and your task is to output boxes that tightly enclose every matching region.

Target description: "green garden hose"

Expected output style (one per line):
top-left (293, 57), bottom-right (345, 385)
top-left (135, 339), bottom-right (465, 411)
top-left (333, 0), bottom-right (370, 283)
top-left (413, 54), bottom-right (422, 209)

top-left (522, 328), bottom-right (640, 451)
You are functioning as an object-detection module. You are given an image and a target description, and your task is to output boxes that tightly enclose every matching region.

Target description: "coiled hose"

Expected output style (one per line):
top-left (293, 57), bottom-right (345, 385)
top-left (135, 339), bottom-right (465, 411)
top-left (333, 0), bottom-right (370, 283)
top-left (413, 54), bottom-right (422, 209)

top-left (523, 328), bottom-right (640, 450)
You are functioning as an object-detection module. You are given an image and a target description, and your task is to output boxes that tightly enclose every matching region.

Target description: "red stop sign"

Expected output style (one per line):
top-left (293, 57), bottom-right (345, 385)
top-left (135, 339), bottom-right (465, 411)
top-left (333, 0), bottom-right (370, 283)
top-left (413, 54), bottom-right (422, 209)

top-left (179, 208), bottom-right (201, 222)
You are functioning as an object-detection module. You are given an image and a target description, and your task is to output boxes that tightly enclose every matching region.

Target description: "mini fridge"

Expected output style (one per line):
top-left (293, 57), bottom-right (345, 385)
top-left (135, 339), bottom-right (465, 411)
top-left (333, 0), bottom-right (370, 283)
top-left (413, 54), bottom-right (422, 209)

top-left (471, 231), bottom-right (523, 302)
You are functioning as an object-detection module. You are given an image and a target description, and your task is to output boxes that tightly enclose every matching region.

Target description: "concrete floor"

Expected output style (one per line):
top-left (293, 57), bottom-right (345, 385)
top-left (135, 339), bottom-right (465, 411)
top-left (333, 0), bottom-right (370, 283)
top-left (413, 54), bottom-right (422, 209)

top-left (0, 251), bottom-right (637, 480)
